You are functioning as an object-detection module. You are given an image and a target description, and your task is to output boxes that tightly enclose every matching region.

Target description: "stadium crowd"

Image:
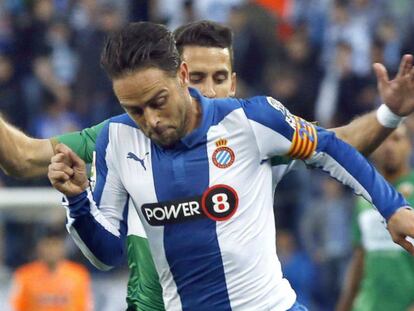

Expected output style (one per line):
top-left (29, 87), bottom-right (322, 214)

top-left (0, 0), bottom-right (414, 310)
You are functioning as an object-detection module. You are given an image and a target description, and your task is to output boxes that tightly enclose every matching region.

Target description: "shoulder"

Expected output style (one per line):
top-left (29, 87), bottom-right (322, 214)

top-left (108, 113), bottom-right (138, 129)
top-left (62, 261), bottom-right (90, 278)
top-left (205, 97), bottom-right (243, 126)
top-left (96, 113), bottom-right (138, 146)
top-left (14, 261), bottom-right (43, 278)
top-left (208, 96), bottom-right (279, 123)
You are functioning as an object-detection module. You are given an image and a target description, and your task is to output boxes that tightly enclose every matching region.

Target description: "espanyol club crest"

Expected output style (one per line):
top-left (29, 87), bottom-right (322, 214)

top-left (212, 138), bottom-right (235, 169)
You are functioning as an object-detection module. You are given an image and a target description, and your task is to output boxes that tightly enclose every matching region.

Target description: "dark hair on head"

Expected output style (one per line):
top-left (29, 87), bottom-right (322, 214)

top-left (174, 20), bottom-right (234, 68)
top-left (101, 22), bottom-right (181, 79)
top-left (39, 225), bottom-right (66, 240)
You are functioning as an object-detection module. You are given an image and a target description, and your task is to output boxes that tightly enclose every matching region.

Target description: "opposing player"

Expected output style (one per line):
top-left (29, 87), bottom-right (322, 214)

top-left (336, 125), bottom-right (414, 311)
top-left (10, 226), bottom-right (93, 311)
top-left (48, 22), bottom-right (414, 311)
top-left (2, 20), bottom-right (414, 311)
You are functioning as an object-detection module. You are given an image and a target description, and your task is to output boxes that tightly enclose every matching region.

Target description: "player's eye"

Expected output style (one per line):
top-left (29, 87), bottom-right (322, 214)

top-left (151, 96), bottom-right (167, 109)
top-left (128, 107), bottom-right (144, 116)
top-left (214, 74), bottom-right (228, 84)
top-left (189, 74), bottom-right (204, 84)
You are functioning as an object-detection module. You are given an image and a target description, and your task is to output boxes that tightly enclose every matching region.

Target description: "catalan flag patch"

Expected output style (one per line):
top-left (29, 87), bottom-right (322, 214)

top-left (287, 116), bottom-right (318, 159)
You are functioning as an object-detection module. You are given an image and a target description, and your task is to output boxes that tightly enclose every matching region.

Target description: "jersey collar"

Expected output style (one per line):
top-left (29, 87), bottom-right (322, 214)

top-left (180, 87), bottom-right (214, 148)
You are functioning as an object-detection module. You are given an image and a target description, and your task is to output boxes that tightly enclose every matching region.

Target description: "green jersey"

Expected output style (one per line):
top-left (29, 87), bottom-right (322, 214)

top-left (352, 172), bottom-right (414, 311)
top-left (56, 121), bottom-right (165, 311)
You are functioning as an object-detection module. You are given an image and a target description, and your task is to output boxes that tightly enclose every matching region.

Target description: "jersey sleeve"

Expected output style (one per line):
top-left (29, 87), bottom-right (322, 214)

top-left (54, 120), bottom-right (108, 163)
top-left (64, 121), bottom-right (129, 270)
top-left (243, 96), bottom-right (409, 220)
top-left (242, 96), bottom-right (317, 160)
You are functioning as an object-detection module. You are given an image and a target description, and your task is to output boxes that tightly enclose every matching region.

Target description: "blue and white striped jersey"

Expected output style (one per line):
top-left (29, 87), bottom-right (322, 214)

top-left (64, 88), bottom-right (408, 311)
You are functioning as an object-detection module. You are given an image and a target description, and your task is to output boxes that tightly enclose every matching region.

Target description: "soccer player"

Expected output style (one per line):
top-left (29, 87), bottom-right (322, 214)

top-left (336, 125), bottom-right (414, 311)
top-left (10, 226), bottom-right (93, 311)
top-left (48, 22), bottom-right (414, 311)
top-left (1, 20), bottom-right (414, 311)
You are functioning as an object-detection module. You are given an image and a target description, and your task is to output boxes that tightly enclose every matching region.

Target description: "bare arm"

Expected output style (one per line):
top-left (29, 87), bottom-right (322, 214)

top-left (331, 112), bottom-right (392, 156)
top-left (0, 116), bottom-right (55, 178)
top-left (330, 54), bottom-right (414, 156)
top-left (335, 247), bottom-right (364, 311)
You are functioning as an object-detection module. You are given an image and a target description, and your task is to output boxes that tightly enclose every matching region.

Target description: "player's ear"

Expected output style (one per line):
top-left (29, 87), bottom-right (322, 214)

top-left (178, 62), bottom-right (189, 86)
top-left (229, 72), bottom-right (237, 97)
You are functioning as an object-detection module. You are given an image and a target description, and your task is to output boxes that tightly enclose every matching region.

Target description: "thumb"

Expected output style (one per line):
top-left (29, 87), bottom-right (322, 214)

top-left (373, 63), bottom-right (389, 87)
top-left (68, 148), bottom-right (85, 169)
top-left (55, 143), bottom-right (74, 157)
top-left (55, 143), bottom-right (84, 168)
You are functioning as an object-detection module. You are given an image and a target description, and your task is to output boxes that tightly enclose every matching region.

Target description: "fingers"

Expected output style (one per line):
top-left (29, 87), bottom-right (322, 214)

top-left (48, 169), bottom-right (71, 184)
top-left (397, 237), bottom-right (414, 255)
top-left (55, 143), bottom-right (73, 155)
top-left (54, 143), bottom-right (86, 170)
top-left (49, 160), bottom-right (74, 177)
top-left (411, 66), bottom-right (414, 83)
top-left (373, 62), bottom-right (389, 85)
top-left (69, 149), bottom-right (86, 169)
top-left (51, 152), bottom-right (72, 167)
top-left (396, 54), bottom-right (413, 78)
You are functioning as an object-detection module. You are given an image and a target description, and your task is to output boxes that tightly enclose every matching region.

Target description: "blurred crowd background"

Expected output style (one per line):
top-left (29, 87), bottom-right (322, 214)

top-left (0, 0), bottom-right (413, 310)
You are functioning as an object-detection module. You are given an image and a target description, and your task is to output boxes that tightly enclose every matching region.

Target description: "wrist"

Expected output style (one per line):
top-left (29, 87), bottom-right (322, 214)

top-left (376, 104), bottom-right (405, 128)
top-left (65, 190), bottom-right (88, 205)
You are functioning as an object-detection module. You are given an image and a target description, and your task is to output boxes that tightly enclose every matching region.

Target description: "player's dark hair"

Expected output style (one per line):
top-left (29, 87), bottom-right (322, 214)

top-left (174, 20), bottom-right (234, 68)
top-left (39, 225), bottom-right (66, 240)
top-left (101, 22), bottom-right (181, 79)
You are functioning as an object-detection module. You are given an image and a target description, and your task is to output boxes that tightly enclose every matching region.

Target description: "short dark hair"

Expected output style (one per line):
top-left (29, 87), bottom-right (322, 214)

top-left (174, 20), bottom-right (234, 68)
top-left (101, 22), bottom-right (181, 79)
top-left (39, 225), bottom-right (66, 241)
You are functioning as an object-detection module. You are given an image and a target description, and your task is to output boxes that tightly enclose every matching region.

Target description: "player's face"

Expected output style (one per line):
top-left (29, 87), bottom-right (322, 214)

top-left (37, 237), bottom-right (66, 265)
top-left (182, 46), bottom-right (236, 98)
top-left (113, 64), bottom-right (194, 147)
top-left (373, 126), bottom-right (411, 174)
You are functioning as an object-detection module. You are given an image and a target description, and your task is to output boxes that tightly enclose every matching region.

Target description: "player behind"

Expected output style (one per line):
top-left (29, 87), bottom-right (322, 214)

top-left (48, 21), bottom-right (414, 311)
top-left (10, 226), bottom-right (93, 311)
top-left (336, 125), bottom-right (414, 311)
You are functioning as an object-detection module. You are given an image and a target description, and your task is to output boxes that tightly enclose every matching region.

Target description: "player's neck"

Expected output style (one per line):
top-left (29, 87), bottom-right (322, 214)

top-left (185, 96), bottom-right (202, 134)
top-left (43, 260), bottom-right (59, 272)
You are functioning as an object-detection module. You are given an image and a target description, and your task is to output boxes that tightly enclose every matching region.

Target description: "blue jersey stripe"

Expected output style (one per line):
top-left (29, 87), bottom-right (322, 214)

top-left (151, 141), bottom-right (232, 310)
top-left (93, 121), bottom-right (110, 205)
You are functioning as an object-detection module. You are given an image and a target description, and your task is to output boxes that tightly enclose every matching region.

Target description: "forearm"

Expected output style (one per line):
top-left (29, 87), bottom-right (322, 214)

top-left (307, 127), bottom-right (408, 219)
top-left (0, 118), bottom-right (53, 178)
top-left (330, 111), bottom-right (393, 157)
top-left (336, 248), bottom-right (364, 311)
top-left (65, 189), bottom-right (126, 270)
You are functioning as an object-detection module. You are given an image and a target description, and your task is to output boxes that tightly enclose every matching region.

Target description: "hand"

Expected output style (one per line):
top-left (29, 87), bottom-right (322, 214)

top-left (387, 207), bottom-right (414, 255)
top-left (374, 54), bottom-right (414, 116)
top-left (48, 143), bottom-right (89, 196)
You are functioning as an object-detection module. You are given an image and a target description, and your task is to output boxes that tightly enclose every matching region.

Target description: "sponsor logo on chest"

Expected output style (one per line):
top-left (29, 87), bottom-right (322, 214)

top-left (142, 184), bottom-right (239, 225)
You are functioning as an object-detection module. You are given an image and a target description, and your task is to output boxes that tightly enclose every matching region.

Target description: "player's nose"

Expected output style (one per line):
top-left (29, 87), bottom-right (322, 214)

top-left (144, 109), bottom-right (160, 129)
top-left (201, 80), bottom-right (217, 98)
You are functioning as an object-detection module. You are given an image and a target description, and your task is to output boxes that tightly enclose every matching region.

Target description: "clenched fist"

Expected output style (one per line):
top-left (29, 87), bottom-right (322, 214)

top-left (48, 143), bottom-right (89, 196)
